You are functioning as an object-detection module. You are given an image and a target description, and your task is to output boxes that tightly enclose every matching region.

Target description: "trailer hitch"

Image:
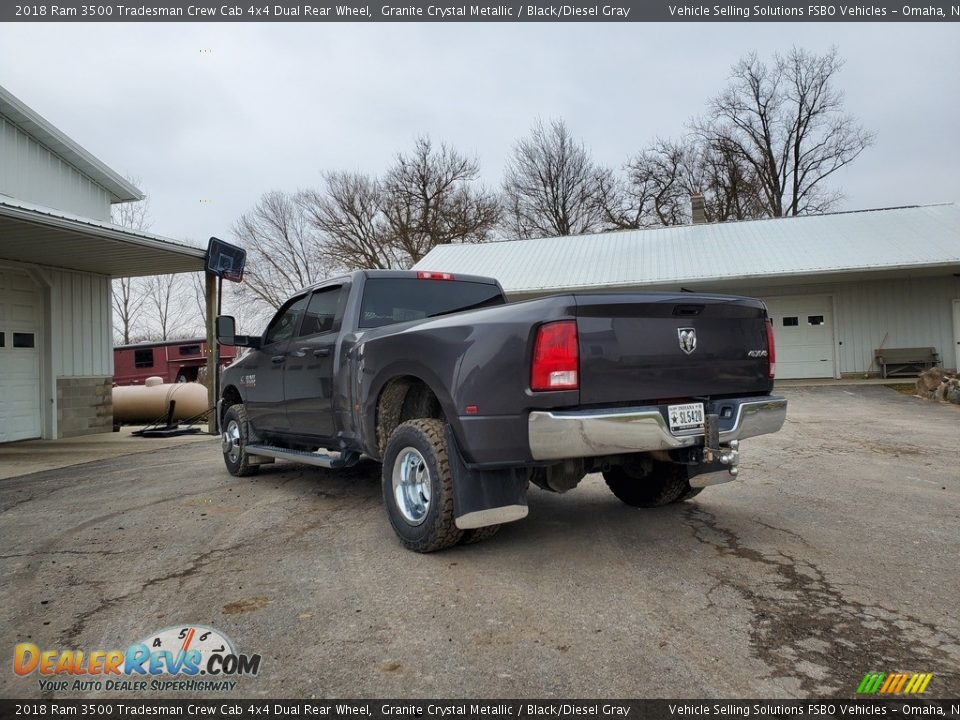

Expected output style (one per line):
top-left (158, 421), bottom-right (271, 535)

top-left (701, 412), bottom-right (740, 477)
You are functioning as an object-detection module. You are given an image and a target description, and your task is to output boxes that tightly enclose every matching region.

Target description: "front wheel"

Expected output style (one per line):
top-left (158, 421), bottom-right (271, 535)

top-left (221, 404), bottom-right (260, 477)
top-left (603, 462), bottom-right (701, 507)
top-left (381, 419), bottom-right (462, 552)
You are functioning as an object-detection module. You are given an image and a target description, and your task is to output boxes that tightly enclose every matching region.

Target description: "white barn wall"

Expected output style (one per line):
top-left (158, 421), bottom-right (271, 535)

top-left (741, 276), bottom-right (959, 374)
top-left (46, 268), bottom-right (114, 438)
top-left (48, 268), bottom-right (113, 378)
top-left (836, 276), bottom-right (959, 373)
top-left (0, 117), bottom-right (113, 221)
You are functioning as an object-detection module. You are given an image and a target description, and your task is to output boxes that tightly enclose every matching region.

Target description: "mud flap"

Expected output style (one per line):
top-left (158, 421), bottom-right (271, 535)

top-left (444, 426), bottom-right (529, 530)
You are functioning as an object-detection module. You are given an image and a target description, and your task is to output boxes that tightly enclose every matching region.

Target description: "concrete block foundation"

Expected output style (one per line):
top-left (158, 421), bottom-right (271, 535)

top-left (56, 376), bottom-right (113, 438)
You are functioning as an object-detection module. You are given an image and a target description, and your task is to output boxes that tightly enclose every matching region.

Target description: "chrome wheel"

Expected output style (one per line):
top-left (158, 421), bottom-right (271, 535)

top-left (222, 419), bottom-right (241, 463)
top-left (391, 447), bottom-right (431, 526)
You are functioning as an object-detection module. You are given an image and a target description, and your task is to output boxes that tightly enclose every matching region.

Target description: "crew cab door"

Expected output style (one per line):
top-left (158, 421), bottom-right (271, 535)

top-left (283, 284), bottom-right (349, 440)
top-left (245, 293), bottom-right (309, 433)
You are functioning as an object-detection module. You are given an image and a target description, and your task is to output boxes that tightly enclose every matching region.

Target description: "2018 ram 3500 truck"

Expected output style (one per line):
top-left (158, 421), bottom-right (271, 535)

top-left (216, 269), bottom-right (787, 552)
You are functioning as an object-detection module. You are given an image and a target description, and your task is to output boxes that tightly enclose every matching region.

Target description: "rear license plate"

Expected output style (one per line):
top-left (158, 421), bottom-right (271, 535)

top-left (668, 402), bottom-right (704, 433)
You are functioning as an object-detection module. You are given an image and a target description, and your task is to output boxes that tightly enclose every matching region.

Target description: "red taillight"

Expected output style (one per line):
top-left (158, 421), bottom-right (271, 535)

top-left (416, 271), bottom-right (455, 281)
top-left (766, 319), bottom-right (777, 379)
top-left (531, 321), bottom-right (579, 391)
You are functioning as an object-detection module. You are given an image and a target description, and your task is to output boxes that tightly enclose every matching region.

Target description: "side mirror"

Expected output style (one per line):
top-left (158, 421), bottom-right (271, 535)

top-left (216, 315), bottom-right (236, 346)
top-left (215, 315), bottom-right (262, 349)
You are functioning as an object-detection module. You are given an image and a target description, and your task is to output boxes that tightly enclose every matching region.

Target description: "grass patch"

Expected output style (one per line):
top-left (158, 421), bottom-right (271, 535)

top-left (887, 383), bottom-right (918, 396)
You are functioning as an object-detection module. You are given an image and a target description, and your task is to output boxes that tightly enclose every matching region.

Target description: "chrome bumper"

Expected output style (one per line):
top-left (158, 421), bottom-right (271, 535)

top-left (528, 396), bottom-right (787, 461)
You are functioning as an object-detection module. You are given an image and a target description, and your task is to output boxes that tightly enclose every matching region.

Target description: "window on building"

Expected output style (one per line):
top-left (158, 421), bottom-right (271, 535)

top-left (782, 317), bottom-right (799, 327)
top-left (0, 332), bottom-right (4, 347)
top-left (179, 344), bottom-right (202, 356)
top-left (134, 348), bottom-right (154, 368)
top-left (808, 315), bottom-right (825, 326)
top-left (13, 333), bottom-right (35, 348)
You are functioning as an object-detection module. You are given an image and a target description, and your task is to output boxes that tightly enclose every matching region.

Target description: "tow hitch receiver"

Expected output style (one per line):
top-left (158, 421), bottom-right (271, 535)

top-left (701, 412), bottom-right (740, 478)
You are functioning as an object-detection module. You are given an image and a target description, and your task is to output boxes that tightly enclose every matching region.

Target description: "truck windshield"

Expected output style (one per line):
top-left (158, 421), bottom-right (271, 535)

top-left (359, 278), bottom-right (504, 329)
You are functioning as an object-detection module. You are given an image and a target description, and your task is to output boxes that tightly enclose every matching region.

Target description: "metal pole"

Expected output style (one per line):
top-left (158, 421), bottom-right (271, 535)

top-left (214, 275), bottom-right (223, 426)
top-left (204, 271), bottom-right (218, 435)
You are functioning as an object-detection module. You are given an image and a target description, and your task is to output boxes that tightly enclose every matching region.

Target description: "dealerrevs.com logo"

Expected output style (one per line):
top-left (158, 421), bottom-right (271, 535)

top-left (13, 625), bottom-right (262, 693)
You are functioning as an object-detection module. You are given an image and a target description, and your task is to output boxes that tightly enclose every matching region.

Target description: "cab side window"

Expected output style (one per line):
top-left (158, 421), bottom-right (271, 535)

top-left (298, 286), bottom-right (346, 338)
top-left (264, 295), bottom-right (308, 346)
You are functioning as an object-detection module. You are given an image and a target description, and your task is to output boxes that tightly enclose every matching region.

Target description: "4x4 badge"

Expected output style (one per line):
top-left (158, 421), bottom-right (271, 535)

top-left (678, 328), bottom-right (697, 355)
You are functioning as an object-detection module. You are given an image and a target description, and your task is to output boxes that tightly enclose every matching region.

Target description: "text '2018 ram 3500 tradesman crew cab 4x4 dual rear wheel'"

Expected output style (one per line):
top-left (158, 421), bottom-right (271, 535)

top-left (215, 270), bottom-right (786, 552)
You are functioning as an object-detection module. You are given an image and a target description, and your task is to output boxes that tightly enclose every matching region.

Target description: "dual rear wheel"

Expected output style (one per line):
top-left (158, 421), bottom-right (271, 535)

top-left (381, 418), bottom-right (500, 553)
top-left (602, 462), bottom-right (703, 507)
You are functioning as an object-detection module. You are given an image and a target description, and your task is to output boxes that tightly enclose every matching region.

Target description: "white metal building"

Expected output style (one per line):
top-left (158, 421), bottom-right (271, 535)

top-left (0, 84), bottom-right (206, 442)
top-left (414, 204), bottom-right (960, 379)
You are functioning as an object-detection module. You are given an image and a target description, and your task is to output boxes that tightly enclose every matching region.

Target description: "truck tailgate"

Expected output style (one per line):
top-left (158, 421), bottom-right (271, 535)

top-left (575, 293), bottom-right (772, 405)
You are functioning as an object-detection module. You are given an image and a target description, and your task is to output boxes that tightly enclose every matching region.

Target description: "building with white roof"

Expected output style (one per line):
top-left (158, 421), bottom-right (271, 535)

top-left (414, 204), bottom-right (960, 378)
top-left (0, 84), bottom-right (207, 442)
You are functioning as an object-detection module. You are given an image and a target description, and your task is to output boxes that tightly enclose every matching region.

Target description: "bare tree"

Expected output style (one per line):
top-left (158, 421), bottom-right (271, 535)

top-left (110, 176), bottom-right (151, 344)
top-left (232, 190), bottom-right (338, 311)
top-left (111, 277), bottom-right (147, 345)
top-left (187, 272), bottom-right (207, 325)
top-left (697, 138), bottom-right (765, 221)
top-left (186, 272), bottom-right (268, 337)
top-left (381, 137), bottom-right (500, 263)
top-left (601, 139), bottom-right (694, 229)
top-left (298, 173), bottom-right (399, 270)
top-left (503, 119), bottom-right (613, 238)
top-left (602, 137), bottom-right (764, 229)
top-left (696, 47), bottom-right (874, 217)
top-left (143, 274), bottom-right (188, 341)
top-left (300, 138), bottom-right (499, 270)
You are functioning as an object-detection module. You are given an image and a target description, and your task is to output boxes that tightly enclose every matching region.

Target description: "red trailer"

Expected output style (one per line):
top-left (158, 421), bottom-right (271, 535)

top-left (113, 338), bottom-right (238, 386)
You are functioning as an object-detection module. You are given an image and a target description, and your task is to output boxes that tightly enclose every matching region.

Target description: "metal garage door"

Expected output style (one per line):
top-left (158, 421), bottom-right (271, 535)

top-left (763, 295), bottom-right (836, 379)
top-left (0, 268), bottom-right (42, 442)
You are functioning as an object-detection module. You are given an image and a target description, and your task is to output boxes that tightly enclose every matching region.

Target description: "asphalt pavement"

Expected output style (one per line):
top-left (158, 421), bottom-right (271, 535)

top-left (1, 385), bottom-right (958, 699)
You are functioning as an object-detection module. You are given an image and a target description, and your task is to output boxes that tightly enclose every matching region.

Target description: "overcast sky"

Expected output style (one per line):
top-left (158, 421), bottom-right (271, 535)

top-left (1, 22), bottom-right (958, 244)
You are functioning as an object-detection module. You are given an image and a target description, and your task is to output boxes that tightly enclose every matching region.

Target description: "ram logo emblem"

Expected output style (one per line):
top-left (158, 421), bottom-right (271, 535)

top-left (678, 328), bottom-right (697, 355)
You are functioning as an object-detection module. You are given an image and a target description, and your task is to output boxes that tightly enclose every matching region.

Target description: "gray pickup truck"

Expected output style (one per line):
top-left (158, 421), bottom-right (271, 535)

top-left (216, 269), bottom-right (786, 552)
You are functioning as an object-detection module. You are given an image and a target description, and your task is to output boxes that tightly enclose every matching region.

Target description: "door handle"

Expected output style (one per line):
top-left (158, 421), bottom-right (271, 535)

top-left (271, 355), bottom-right (286, 364)
top-left (313, 348), bottom-right (331, 358)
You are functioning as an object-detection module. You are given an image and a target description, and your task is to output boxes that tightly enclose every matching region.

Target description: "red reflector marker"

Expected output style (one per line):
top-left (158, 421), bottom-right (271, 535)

top-left (766, 319), bottom-right (777, 379)
top-left (531, 320), bottom-right (579, 391)
top-left (416, 271), bottom-right (455, 281)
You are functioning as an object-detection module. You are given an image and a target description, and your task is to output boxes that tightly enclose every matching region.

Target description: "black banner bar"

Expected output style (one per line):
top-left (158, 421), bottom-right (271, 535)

top-left (2, 0), bottom-right (959, 22)
top-left (1, 699), bottom-right (959, 720)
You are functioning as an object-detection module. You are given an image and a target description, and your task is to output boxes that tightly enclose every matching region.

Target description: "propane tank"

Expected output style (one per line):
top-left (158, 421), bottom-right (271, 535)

top-left (113, 378), bottom-right (209, 423)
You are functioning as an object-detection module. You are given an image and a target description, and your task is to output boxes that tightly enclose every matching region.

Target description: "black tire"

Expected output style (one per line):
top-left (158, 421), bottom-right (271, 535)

top-left (459, 524), bottom-right (502, 545)
top-left (674, 485), bottom-right (704, 503)
top-left (221, 404), bottom-right (260, 477)
top-left (376, 381), bottom-right (409, 456)
top-left (603, 461), bottom-right (700, 507)
top-left (381, 418), bottom-right (462, 552)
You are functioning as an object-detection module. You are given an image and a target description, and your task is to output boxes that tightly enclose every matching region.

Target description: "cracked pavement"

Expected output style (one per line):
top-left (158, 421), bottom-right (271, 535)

top-left (1, 385), bottom-right (958, 698)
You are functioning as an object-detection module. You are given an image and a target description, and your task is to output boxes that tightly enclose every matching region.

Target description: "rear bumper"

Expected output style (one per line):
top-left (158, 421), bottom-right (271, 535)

top-left (527, 395), bottom-right (787, 461)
